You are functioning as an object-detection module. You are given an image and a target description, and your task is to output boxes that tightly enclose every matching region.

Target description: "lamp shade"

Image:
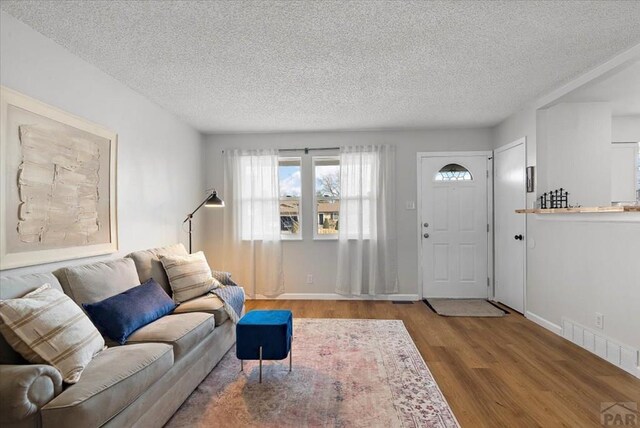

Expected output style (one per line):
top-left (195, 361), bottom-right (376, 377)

top-left (205, 191), bottom-right (224, 207)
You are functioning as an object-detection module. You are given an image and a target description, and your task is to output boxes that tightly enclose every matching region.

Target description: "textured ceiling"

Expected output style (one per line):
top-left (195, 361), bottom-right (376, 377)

top-left (2, 1), bottom-right (640, 133)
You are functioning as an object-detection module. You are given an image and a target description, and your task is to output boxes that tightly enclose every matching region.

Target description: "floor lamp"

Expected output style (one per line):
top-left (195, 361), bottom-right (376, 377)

top-left (183, 190), bottom-right (224, 253)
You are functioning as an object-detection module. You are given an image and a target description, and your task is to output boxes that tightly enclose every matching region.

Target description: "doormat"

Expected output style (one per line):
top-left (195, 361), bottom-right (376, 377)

top-left (424, 298), bottom-right (507, 317)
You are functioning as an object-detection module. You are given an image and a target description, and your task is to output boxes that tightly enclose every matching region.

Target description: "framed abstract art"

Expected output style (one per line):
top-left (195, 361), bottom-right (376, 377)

top-left (0, 86), bottom-right (118, 270)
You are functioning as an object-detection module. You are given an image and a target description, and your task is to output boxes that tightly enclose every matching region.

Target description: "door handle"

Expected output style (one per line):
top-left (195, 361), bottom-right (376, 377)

top-left (423, 233), bottom-right (429, 239)
top-left (514, 234), bottom-right (523, 241)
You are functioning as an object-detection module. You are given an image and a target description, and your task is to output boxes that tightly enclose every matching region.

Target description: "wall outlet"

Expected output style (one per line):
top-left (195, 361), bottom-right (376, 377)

top-left (306, 274), bottom-right (313, 284)
top-left (595, 312), bottom-right (604, 329)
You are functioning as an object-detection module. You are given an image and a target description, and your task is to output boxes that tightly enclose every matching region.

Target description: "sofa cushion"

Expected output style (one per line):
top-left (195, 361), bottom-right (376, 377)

top-left (54, 258), bottom-right (140, 306)
top-left (0, 273), bottom-right (65, 300)
top-left (126, 313), bottom-right (214, 361)
top-left (160, 252), bottom-right (220, 303)
top-left (0, 284), bottom-right (105, 384)
top-left (83, 279), bottom-right (177, 345)
top-left (41, 343), bottom-right (173, 428)
top-left (126, 244), bottom-right (188, 295)
top-left (173, 292), bottom-right (229, 326)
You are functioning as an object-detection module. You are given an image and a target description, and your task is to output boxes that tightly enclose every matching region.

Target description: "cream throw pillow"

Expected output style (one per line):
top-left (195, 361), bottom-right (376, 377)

top-left (0, 284), bottom-right (105, 384)
top-left (160, 251), bottom-right (221, 303)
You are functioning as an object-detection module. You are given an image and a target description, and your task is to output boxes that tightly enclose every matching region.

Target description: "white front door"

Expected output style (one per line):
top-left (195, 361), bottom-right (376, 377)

top-left (420, 154), bottom-right (489, 298)
top-left (494, 139), bottom-right (526, 313)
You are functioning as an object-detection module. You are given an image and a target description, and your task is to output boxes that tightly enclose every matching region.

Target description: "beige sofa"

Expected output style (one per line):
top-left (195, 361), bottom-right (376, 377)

top-left (0, 244), bottom-right (239, 428)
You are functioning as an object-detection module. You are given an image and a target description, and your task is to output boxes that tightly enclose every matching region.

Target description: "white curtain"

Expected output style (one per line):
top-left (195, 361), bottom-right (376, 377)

top-left (222, 149), bottom-right (284, 297)
top-left (336, 145), bottom-right (398, 295)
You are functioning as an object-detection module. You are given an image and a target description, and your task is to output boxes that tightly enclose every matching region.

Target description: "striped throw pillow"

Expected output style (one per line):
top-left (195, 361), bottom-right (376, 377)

top-left (0, 284), bottom-right (105, 384)
top-left (160, 251), bottom-right (221, 303)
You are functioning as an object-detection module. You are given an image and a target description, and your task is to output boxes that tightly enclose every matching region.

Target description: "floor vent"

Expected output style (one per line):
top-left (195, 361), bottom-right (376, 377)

top-left (392, 301), bottom-right (414, 305)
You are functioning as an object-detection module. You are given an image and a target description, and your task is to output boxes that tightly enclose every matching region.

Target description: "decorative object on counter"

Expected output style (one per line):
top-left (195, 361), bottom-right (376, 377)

top-left (539, 188), bottom-right (569, 209)
top-left (526, 166), bottom-right (535, 193)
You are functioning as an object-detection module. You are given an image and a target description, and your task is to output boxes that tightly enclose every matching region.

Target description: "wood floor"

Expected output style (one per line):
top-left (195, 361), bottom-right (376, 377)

top-left (246, 300), bottom-right (640, 428)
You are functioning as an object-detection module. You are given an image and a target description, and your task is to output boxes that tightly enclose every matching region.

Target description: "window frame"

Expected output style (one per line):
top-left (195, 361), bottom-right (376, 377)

top-left (278, 156), bottom-right (303, 241)
top-left (433, 163), bottom-right (474, 182)
top-left (312, 155), bottom-right (340, 240)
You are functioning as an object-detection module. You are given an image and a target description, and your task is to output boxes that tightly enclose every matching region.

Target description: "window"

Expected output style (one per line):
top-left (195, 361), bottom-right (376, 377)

top-left (434, 163), bottom-right (473, 181)
top-left (279, 157), bottom-right (301, 238)
top-left (339, 149), bottom-right (377, 240)
top-left (313, 157), bottom-right (340, 238)
top-left (236, 151), bottom-right (282, 241)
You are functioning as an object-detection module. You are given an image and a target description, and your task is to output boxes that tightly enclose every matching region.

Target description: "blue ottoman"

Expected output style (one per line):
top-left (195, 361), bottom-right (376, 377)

top-left (236, 310), bottom-right (293, 382)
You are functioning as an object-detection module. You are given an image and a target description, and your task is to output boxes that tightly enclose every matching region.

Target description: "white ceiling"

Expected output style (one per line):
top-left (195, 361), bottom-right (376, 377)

top-left (553, 61), bottom-right (640, 116)
top-left (2, 1), bottom-right (640, 133)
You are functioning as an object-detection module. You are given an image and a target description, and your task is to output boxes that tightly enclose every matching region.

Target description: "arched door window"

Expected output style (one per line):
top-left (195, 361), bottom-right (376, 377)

top-left (434, 163), bottom-right (473, 181)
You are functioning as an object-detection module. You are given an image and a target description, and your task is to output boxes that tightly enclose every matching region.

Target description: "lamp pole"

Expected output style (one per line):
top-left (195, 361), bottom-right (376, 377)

top-left (185, 213), bottom-right (194, 254)
top-left (183, 190), bottom-right (224, 253)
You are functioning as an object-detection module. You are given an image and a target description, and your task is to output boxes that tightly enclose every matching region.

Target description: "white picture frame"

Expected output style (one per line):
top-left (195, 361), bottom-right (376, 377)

top-left (0, 86), bottom-right (118, 270)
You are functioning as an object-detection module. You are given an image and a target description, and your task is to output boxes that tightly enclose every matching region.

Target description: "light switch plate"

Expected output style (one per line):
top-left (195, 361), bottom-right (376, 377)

top-left (405, 201), bottom-right (416, 210)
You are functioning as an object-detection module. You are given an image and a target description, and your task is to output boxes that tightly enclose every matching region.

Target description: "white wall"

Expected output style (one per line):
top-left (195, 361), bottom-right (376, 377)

top-left (0, 12), bottom-right (204, 276)
top-left (539, 102), bottom-right (612, 206)
top-left (610, 116), bottom-right (639, 204)
top-left (202, 128), bottom-right (493, 296)
top-left (611, 143), bottom-right (638, 203)
top-left (612, 115), bottom-right (640, 141)
top-left (494, 105), bottom-right (640, 349)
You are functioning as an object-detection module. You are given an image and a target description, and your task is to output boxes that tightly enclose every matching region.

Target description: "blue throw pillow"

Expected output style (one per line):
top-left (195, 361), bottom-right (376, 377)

top-left (83, 278), bottom-right (176, 345)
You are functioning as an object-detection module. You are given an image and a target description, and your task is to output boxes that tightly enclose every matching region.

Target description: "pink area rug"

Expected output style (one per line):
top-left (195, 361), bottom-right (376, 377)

top-left (166, 319), bottom-right (459, 428)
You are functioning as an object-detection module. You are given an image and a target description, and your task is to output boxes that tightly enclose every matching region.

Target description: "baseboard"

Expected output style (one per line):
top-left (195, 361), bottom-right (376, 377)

top-left (522, 311), bottom-right (639, 378)
top-left (561, 317), bottom-right (640, 379)
top-left (525, 311), bottom-right (562, 335)
top-left (249, 293), bottom-right (420, 301)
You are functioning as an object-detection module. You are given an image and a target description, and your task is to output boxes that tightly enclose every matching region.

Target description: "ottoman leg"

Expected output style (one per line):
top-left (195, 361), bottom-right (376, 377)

top-left (259, 346), bottom-right (263, 383)
top-left (289, 336), bottom-right (292, 372)
top-left (240, 360), bottom-right (243, 372)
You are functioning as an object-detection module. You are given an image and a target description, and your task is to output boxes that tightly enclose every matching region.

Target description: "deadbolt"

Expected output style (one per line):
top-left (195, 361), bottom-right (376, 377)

top-left (423, 222), bottom-right (429, 228)
top-left (423, 233), bottom-right (429, 238)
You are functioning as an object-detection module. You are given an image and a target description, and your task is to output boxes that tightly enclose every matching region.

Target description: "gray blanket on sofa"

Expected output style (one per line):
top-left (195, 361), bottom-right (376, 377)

top-left (211, 271), bottom-right (245, 323)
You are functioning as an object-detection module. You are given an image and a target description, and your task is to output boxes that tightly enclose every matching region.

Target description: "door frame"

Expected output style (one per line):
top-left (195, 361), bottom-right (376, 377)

top-left (416, 151), bottom-right (493, 300)
top-left (493, 137), bottom-right (527, 313)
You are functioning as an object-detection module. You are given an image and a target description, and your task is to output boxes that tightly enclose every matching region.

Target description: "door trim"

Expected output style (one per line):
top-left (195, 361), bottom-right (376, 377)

top-left (416, 151), bottom-right (493, 300)
top-left (493, 137), bottom-right (527, 313)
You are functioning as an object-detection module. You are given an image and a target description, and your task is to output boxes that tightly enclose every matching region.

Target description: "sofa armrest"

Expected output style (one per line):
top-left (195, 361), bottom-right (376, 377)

top-left (0, 364), bottom-right (63, 424)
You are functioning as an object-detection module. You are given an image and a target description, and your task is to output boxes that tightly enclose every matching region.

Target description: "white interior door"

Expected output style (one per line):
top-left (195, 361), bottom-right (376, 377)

top-left (494, 139), bottom-right (526, 313)
top-left (420, 154), bottom-right (489, 298)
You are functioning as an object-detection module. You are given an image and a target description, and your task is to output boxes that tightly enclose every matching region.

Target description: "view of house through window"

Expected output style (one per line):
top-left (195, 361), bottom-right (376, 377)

top-left (314, 157), bottom-right (340, 236)
top-left (279, 157), bottom-right (301, 237)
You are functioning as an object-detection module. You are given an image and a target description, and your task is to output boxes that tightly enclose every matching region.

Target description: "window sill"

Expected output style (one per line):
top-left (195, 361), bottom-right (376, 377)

top-left (313, 235), bottom-right (338, 241)
top-left (313, 236), bottom-right (372, 241)
top-left (281, 235), bottom-right (303, 241)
